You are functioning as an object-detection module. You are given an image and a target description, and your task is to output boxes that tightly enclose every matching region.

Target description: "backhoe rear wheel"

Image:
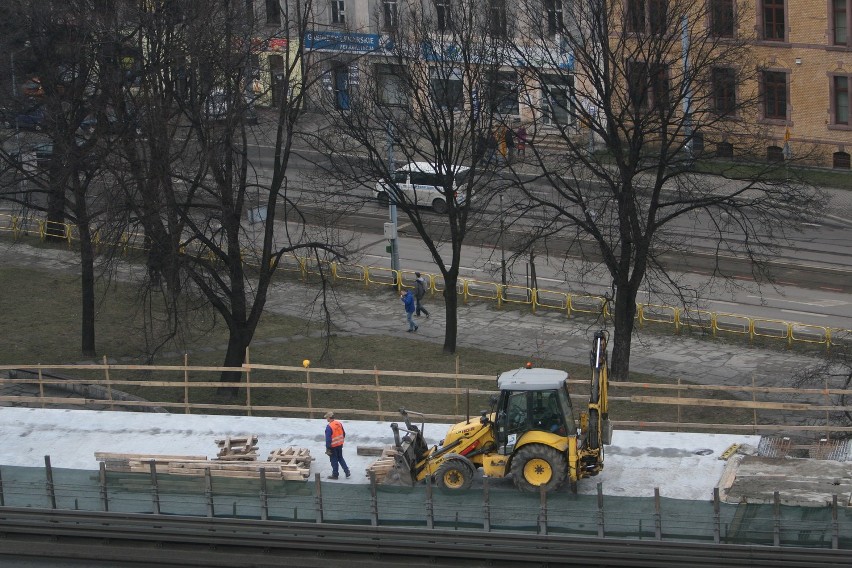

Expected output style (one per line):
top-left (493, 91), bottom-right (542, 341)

top-left (435, 458), bottom-right (475, 492)
top-left (510, 444), bottom-right (568, 493)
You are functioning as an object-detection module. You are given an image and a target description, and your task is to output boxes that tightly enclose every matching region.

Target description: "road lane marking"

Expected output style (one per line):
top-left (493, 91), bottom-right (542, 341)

top-left (781, 309), bottom-right (828, 318)
top-left (746, 295), bottom-right (848, 308)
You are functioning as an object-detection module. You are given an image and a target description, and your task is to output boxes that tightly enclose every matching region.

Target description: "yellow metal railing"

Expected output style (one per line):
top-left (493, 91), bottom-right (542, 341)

top-left (3, 211), bottom-right (850, 352)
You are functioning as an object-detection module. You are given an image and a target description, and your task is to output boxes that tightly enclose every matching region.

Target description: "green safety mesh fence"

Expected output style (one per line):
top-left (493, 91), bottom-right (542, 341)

top-left (0, 465), bottom-right (848, 548)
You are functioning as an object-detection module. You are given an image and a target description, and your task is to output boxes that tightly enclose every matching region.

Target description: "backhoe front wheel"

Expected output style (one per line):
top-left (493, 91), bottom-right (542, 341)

top-left (435, 458), bottom-right (475, 492)
top-left (510, 444), bottom-right (568, 493)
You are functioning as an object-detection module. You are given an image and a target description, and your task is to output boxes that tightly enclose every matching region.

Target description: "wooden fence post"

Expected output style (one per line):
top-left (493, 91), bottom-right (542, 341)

top-left (245, 347), bottom-right (252, 417)
top-left (205, 467), bottom-right (213, 517)
top-left (752, 374), bottom-right (758, 433)
top-left (455, 355), bottom-right (460, 417)
top-left (184, 354), bottom-right (190, 414)
top-left (103, 356), bottom-right (114, 410)
top-left (676, 377), bottom-right (681, 430)
top-left (38, 366), bottom-right (44, 408)
top-left (369, 471), bottom-right (378, 526)
top-left (713, 487), bottom-right (721, 544)
top-left (654, 487), bottom-right (662, 540)
top-left (374, 366), bottom-right (382, 420)
top-left (306, 365), bottom-right (313, 419)
top-left (99, 462), bottom-right (109, 512)
top-left (314, 473), bottom-right (323, 523)
top-left (149, 460), bottom-right (160, 515)
top-left (259, 468), bottom-right (268, 521)
top-left (44, 455), bottom-right (56, 509)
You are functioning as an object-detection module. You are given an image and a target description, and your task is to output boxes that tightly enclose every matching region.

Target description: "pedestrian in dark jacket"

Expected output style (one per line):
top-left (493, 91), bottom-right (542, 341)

top-left (324, 411), bottom-right (350, 479)
top-left (401, 290), bottom-right (418, 332)
top-left (414, 272), bottom-right (430, 317)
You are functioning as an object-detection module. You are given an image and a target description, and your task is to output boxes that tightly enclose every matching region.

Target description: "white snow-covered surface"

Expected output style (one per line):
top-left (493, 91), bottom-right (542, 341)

top-left (1, 407), bottom-right (760, 501)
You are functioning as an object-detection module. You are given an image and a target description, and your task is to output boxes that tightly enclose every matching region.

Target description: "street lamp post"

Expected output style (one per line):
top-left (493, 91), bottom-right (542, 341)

top-left (499, 193), bottom-right (506, 286)
top-left (10, 41), bottom-right (31, 98)
top-left (387, 119), bottom-right (400, 272)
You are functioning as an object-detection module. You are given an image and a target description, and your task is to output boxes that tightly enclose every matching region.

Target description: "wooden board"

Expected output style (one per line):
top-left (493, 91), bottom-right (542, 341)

top-left (97, 445), bottom-right (314, 481)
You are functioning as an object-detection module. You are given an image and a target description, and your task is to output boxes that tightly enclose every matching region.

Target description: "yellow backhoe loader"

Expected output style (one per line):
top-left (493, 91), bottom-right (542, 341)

top-left (385, 330), bottom-right (612, 492)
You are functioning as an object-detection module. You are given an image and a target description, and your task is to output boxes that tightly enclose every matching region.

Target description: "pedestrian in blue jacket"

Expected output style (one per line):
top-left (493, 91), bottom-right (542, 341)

top-left (400, 290), bottom-right (418, 332)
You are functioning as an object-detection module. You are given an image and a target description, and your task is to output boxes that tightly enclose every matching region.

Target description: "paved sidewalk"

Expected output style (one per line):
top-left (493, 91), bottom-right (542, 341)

top-left (0, 240), bottom-right (827, 392)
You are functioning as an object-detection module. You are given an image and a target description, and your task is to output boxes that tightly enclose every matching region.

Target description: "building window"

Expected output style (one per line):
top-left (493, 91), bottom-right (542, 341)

top-left (712, 67), bottom-right (736, 115)
top-left (651, 64), bottom-right (669, 110)
top-left (761, 0), bottom-right (785, 41)
top-left (833, 75), bottom-right (849, 125)
top-left (762, 70), bottom-right (787, 119)
top-left (383, 0), bottom-right (398, 29)
top-left (546, 0), bottom-right (563, 35)
top-left (490, 0), bottom-right (507, 37)
top-left (710, 0), bottom-right (734, 37)
top-left (834, 151), bottom-right (851, 168)
top-left (486, 71), bottom-right (520, 115)
top-left (430, 67), bottom-right (463, 110)
top-left (542, 75), bottom-right (575, 126)
top-left (716, 141), bottom-right (734, 157)
top-left (436, 0), bottom-right (452, 30)
top-left (649, 0), bottom-right (667, 34)
top-left (265, 0), bottom-right (280, 24)
top-left (628, 62), bottom-right (668, 111)
top-left (331, 0), bottom-right (345, 24)
top-left (627, 0), bottom-right (646, 33)
top-left (628, 62), bottom-right (649, 109)
top-left (833, 0), bottom-right (850, 46)
top-left (627, 0), bottom-right (667, 34)
top-left (767, 145), bottom-right (784, 161)
top-left (378, 65), bottom-right (406, 106)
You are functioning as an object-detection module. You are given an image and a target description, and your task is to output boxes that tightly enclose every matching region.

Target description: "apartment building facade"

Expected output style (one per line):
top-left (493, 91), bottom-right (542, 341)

top-left (745, 0), bottom-right (852, 167)
top-left (248, 0), bottom-right (851, 168)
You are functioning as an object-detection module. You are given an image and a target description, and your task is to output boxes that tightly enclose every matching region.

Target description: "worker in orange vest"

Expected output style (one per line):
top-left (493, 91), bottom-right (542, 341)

top-left (324, 411), bottom-right (351, 479)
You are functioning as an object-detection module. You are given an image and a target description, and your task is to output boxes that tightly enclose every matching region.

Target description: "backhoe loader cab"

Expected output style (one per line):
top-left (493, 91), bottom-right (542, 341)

top-left (494, 368), bottom-right (576, 455)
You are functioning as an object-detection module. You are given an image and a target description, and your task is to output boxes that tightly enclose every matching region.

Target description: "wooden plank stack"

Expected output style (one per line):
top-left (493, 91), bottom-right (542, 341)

top-left (96, 440), bottom-right (313, 481)
top-left (365, 447), bottom-right (399, 483)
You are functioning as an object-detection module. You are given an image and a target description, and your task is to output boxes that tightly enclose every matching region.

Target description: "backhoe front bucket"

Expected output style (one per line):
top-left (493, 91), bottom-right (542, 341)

top-left (381, 456), bottom-right (416, 486)
top-left (381, 421), bottom-right (427, 487)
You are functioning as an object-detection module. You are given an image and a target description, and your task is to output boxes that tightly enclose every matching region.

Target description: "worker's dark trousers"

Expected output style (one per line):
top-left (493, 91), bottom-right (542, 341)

top-left (329, 445), bottom-right (350, 477)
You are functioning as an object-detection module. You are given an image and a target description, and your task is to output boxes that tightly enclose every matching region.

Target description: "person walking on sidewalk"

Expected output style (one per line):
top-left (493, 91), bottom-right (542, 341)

top-left (401, 289), bottom-right (418, 332)
top-left (414, 272), bottom-right (430, 318)
top-left (324, 411), bottom-right (351, 479)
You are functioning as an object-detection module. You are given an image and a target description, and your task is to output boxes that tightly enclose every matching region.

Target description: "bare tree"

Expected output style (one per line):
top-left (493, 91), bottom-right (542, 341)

top-left (508, 0), bottom-right (824, 379)
top-left (310, 0), bottom-right (513, 353)
top-left (108, 0), bottom-right (352, 387)
top-left (0, 0), bottom-right (122, 357)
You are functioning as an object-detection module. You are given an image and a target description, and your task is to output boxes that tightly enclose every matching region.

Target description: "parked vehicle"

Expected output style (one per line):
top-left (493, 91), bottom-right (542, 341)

top-left (20, 77), bottom-right (44, 97)
top-left (3, 105), bottom-right (47, 131)
top-left (374, 162), bottom-right (471, 214)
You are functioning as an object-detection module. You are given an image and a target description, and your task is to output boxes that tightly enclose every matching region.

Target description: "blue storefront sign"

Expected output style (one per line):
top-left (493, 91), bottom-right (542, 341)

top-left (304, 31), bottom-right (380, 53)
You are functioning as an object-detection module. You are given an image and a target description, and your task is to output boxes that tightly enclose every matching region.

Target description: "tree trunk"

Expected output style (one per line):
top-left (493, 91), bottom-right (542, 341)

top-left (78, 220), bottom-right (96, 357)
top-left (609, 281), bottom-right (638, 381)
top-left (217, 331), bottom-right (248, 398)
top-left (46, 163), bottom-right (65, 239)
top-left (443, 274), bottom-right (458, 354)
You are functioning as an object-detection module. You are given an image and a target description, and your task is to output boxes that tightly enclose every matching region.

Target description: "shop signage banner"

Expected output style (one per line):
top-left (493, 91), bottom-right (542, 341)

top-left (423, 41), bottom-right (574, 71)
top-left (304, 31), bottom-right (379, 53)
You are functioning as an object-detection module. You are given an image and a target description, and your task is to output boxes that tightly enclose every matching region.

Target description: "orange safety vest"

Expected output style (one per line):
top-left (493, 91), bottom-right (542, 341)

top-left (329, 420), bottom-right (345, 447)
